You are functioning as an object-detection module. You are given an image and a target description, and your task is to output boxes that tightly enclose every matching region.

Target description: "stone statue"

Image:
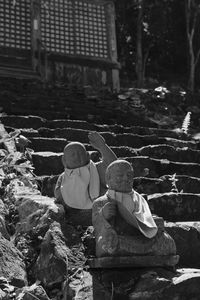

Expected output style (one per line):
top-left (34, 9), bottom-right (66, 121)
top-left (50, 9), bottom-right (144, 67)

top-left (92, 160), bottom-right (176, 258)
top-left (54, 132), bottom-right (117, 223)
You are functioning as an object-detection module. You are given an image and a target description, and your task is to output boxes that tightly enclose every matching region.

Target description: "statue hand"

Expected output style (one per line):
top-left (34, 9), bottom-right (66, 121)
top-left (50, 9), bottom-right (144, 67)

top-left (88, 131), bottom-right (105, 151)
top-left (102, 201), bottom-right (116, 220)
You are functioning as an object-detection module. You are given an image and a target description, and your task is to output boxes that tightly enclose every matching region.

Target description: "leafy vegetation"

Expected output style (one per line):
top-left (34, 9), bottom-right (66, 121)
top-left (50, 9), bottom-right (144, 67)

top-left (115, 0), bottom-right (200, 93)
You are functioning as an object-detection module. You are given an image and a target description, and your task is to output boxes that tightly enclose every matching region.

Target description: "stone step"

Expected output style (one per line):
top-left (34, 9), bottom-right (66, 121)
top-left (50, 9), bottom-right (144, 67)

top-left (46, 119), bottom-right (188, 140)
top-left (133, 175), bottom-right (200, 195)
top-left (1, 115), bottom-right (195, 141)
top-left (132, 144), bottom-right (200, 163)
top-left (87, 221), bottom-right (200, 268)
top-left (148, 192), bottom-right (200, 222)
top-left (32, 150), bottom-right (100, 176)
top-left (165, 221), bottom-right (200, 268)
top-left (1, 115), bottom-right (46, 129)
top-left (28, 138), bottom-right (200, 163)
top-left (126, 156), bottom-right (200, 178)
top-left (37, 128), bottom-right (198, 149)
top-left (30, 137), bottom-right (67, 153)
top-left (109, 144), bottom-right (200, 163)
top-left (36, 174), bottom-right (200, 200)
top-left (31, 151), bottom-right (200, 178)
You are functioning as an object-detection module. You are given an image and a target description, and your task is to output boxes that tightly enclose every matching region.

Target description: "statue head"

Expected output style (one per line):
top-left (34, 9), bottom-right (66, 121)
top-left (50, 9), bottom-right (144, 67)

top-left (62, 142), bottom-right (89, 169)
top-left (105, 160), bottom-right (134, 193)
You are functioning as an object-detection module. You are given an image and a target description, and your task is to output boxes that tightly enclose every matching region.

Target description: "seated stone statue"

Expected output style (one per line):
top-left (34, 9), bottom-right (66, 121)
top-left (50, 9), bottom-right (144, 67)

top-left (92, 160), bottom-right (176, 258)
top-left (54, 132), bottom-right (117, 224)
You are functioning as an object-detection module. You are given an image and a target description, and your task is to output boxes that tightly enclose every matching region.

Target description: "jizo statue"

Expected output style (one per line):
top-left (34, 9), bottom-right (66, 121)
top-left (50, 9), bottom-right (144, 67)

top-left (92, 160), bottom-right (176, 258)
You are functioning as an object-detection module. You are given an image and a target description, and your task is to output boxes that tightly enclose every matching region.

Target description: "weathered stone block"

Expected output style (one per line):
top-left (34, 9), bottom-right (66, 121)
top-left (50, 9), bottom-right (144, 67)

top-left (1, 115), bottom-right (46, 129)
top-left (30, 137), bottom-right (67, 152)
top-left (32, 152), bottom-right (63, 175)
top-left (148, 192), bottom-right (200, 222)
top-left (126, 156), bottom-right (200, 178)
top-left (32, 150), bottom-right (100, 176)
top-left (165, 221), bottom-right (200, 267)
top-left (133, 175), bottom-right (200, 194)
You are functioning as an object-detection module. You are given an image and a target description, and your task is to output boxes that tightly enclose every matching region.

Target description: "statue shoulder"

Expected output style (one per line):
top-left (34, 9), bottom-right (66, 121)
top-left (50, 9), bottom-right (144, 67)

top-left (92, 194), bottom-right (108, 208)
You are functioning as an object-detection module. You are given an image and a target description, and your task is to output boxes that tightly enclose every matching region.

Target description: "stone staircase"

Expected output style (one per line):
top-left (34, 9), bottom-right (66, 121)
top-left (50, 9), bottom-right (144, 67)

top-left (2, 115), bottom-right (200, 205)
top-left (3, 115), bottom-right (200, 220)
top-left (0, 77), bottom-right (160, 126)
top-left (2, 112), bottom-right (200, 298)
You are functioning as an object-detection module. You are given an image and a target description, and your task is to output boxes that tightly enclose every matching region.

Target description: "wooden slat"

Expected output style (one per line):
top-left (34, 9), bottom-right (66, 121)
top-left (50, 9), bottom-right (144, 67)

top-left (40, 0), bottom-right (109, 59)
top-left (0, 0), bottom-right (31, 51)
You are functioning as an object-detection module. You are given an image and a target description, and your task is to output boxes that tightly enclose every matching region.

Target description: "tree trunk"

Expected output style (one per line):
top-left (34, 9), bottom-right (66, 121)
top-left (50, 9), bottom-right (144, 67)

top-left (136, 0), bottom-right (144, 88)
top-left (188, 43), bottom-right (195, 92)
top-left (185, 0), bottom-right (197, 93)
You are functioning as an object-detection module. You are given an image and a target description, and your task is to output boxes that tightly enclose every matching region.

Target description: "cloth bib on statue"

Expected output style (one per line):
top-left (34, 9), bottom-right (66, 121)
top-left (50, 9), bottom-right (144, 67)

top-left (61, 160), bottom-right (100, 209)
top-left (107, 189), bottom-right (158, 238)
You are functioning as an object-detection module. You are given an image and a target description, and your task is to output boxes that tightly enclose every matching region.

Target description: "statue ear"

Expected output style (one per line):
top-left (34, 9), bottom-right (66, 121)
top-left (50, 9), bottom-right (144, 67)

top-left (62, 155), bottom-right (66, 168)
top-left (105, 171), bottom-right (110, 185)
top-left (86, 151), bottom-right (90, 163)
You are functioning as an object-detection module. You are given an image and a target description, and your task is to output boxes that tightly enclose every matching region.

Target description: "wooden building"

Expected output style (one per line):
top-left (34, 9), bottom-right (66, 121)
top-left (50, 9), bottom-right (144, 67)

top-left (0, 0), bottom-right (120, 91)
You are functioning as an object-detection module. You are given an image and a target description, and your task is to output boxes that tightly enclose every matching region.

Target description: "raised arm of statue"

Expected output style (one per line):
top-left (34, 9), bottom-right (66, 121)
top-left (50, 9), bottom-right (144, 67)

top-left (88, 132), bottom-right (117, 187)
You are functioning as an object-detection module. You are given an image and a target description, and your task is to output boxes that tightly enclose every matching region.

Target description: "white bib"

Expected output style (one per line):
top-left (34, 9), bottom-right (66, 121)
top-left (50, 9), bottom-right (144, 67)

top-left (61, 160), bottom-right (100, 209)
top-left (106, 189), bottom-right (158, 238)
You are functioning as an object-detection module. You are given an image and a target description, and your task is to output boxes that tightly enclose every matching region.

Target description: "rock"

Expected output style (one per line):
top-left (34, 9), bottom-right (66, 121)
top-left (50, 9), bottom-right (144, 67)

top-left (36, 175), bottom-right (59, 197)
top-left (16, 283), bottom-right (50, 300)
top-left (129, 268), bottom-right (200, 300)
top-left (68, 270), bottom-right (93, 300)
top-left (0, 199), bottom-right (10, 240)
top-left (0, 215), bottom-right (10, 240)
top-left (0, 236), bottom-right (27, 287)
top-left (165, 222), bottom-right (200, 268)
top-left (33, 222), bottom-right (69, 288)
top-left (90, 267), bottom-right (200, 300)
top-left (9, 179), bottom-right (64, 234)
top-left (16, 194), bottom-right (65, 234)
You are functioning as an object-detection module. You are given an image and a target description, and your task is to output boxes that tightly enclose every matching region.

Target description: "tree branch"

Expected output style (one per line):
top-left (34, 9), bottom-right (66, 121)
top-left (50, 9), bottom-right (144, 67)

top-left (195, 47), bottom-right (200, 67)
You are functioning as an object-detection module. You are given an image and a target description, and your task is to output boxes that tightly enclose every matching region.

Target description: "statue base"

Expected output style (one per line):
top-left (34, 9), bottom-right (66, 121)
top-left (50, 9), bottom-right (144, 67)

top-left (87, 255), bottom-right (179, 269)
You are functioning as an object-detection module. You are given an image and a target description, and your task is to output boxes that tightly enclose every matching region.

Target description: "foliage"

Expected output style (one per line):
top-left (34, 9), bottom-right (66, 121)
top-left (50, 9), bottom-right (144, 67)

top-left (115, 0), bottom-right (188, 86)
top-left (181, 111), bottom-right (192, 134)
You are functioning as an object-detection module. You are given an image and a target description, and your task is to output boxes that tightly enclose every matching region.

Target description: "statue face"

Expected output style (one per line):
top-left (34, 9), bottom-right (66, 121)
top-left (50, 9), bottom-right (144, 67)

top-left (107, 162), bottom-right (134, 193)
top-left (63, 143), bottom-right (89, 169)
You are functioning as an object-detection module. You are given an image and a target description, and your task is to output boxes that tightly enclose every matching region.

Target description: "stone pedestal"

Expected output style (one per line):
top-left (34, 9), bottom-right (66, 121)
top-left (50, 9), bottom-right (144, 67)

top-left (87, 255), bottom-right (179, 269)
